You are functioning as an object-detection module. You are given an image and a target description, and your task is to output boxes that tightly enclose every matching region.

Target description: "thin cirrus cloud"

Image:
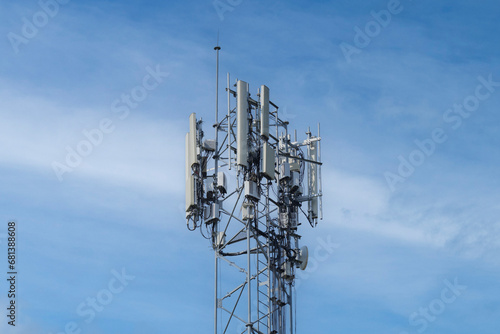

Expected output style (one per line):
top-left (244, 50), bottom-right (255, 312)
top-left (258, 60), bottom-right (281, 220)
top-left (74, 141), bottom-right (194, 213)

top-left (0, 88), bottom-right (185, 194)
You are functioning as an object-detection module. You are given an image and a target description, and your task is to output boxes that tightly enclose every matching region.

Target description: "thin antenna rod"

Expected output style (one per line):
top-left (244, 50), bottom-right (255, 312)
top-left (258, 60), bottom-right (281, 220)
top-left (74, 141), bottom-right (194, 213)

top-left (214, 38), bottom-right (221, 334)
top-left (215, 42), bottom-right (221, 157)
top-left (214, 38), bottom-right (221, 176)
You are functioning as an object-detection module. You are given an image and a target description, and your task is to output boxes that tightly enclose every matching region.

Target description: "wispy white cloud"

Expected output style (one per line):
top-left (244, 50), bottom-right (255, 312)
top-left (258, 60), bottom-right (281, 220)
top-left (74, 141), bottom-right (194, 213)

top-left (0, 89), bottom-right (185, 193)
top-left (320, 161), bottom-right (500, 262)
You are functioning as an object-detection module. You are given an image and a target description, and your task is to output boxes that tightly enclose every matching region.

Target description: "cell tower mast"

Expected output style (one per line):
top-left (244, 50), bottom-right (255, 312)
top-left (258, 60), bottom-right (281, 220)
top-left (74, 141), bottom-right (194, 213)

top-left (185, 46), bottom-right (323, 333)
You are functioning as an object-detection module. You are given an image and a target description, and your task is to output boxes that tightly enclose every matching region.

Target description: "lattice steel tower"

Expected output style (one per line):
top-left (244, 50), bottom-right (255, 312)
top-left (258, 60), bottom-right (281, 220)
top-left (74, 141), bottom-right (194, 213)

top-left (185, 45), bottom-right (323, 334)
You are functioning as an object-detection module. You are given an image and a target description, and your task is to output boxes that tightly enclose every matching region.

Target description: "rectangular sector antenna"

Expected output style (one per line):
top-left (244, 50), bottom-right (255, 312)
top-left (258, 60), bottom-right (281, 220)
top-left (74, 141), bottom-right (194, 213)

top-left (185, 133), bottom-right (196, 215)
top-left (308, 140), bottom-right (319, 219)
top-left (260, 85), bottom-right (269, 139)
top-left (237, 80), bottom-right (249, 168)
top-left (188, 112), bottom-right (197, 168)
top-left (260, 141), bottom-right (275, 180)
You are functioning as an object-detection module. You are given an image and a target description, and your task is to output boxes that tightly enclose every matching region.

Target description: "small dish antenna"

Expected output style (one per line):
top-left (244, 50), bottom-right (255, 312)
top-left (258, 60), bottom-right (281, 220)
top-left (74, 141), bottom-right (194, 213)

top-left (298, 246), bottom-right (309, 270)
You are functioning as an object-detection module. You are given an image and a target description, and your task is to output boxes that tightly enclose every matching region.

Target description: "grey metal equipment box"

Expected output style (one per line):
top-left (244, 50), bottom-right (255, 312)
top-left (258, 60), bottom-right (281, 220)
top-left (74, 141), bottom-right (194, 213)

top-left (204, 202), bottom-right (220, 224)
top-left (217, 171), bottom-right (227, 194)
top-left (242, 202), bottom-right (255, 220)
top-left (279, 161), bottom-right (290, 181)
top-left (202, 139), bottom-right (217, 152)
top-left (244, 180), bottom-right (260, 200)
top-left (281, 261), bottom-right (293, 280)
top-left (290, 171), bottom-right (302, 194)
top-left (260, 142), bottom-right (275, 180)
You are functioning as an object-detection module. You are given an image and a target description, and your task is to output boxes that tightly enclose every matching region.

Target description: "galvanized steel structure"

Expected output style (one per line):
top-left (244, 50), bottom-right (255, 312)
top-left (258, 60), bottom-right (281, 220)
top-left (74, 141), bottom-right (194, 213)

top-left (185, 45), bottom-right (323, 334)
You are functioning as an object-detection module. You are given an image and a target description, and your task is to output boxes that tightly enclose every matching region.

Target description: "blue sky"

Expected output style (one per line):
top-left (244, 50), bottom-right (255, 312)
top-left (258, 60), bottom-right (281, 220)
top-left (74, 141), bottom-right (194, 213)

top-left (0, 0), bottom-right (499, 333)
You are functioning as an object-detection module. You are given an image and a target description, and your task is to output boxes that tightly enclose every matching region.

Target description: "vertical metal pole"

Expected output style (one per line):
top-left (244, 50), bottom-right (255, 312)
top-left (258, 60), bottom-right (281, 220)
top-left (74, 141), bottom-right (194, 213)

top-left (307, 127), bottom-right (312, 221)
top-left (256, 204), bottom-right (260, 333)
top-left (318, 123), bottom-right (323, 220)
top-left (256, 236), bottom-right (260, 334)
top-left (247, 215), bottom-right (252, 333)
top-left (289, 283), bottom-right (293, 334)
top-left (275, 107), bottom-right (279, 142)
top-left (227, 73), bottom-right (231, 170)
top-left (279, 276), bottom-right (283, 334)
top-left (214, 43), bottom-right (221, 334)
top-left (284, 123), bottom-right (289, 154)
top-left (294, 287), bottom-right (297, 333)
top-left (214, 247), bottom-right (218, 334)
top-left (214, 44), bottom-right (220, 178)
top-left (266, 183), bottom-right (271, 331)
top-left (273, 108), bottom-right (279, 334)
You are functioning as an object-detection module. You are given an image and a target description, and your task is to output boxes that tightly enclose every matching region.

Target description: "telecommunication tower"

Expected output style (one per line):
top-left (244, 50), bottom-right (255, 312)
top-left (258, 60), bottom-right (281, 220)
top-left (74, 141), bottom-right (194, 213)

top-left (185, 45), bottom-right (323, 334)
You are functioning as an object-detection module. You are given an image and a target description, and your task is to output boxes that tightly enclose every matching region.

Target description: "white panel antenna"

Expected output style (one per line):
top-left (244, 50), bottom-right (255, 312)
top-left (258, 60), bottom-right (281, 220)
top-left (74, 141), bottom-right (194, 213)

top-left (237, 80), bottom-right (249, 168)
top-left (260, 85), bottom-right (270, 139)
top-left (185, 133), bottom-right (196, 216)
top-left (188, 112), bottom-right (197, 168)
top-left (308, 138), bottom-right (319, 221)
top-left (260, 141), bottom-right (275, 180)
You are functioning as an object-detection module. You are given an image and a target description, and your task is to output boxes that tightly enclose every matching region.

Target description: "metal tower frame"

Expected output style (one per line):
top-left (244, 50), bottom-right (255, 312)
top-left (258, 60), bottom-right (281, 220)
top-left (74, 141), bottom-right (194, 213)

top-left (185, 46), bottom-right (323, 334)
